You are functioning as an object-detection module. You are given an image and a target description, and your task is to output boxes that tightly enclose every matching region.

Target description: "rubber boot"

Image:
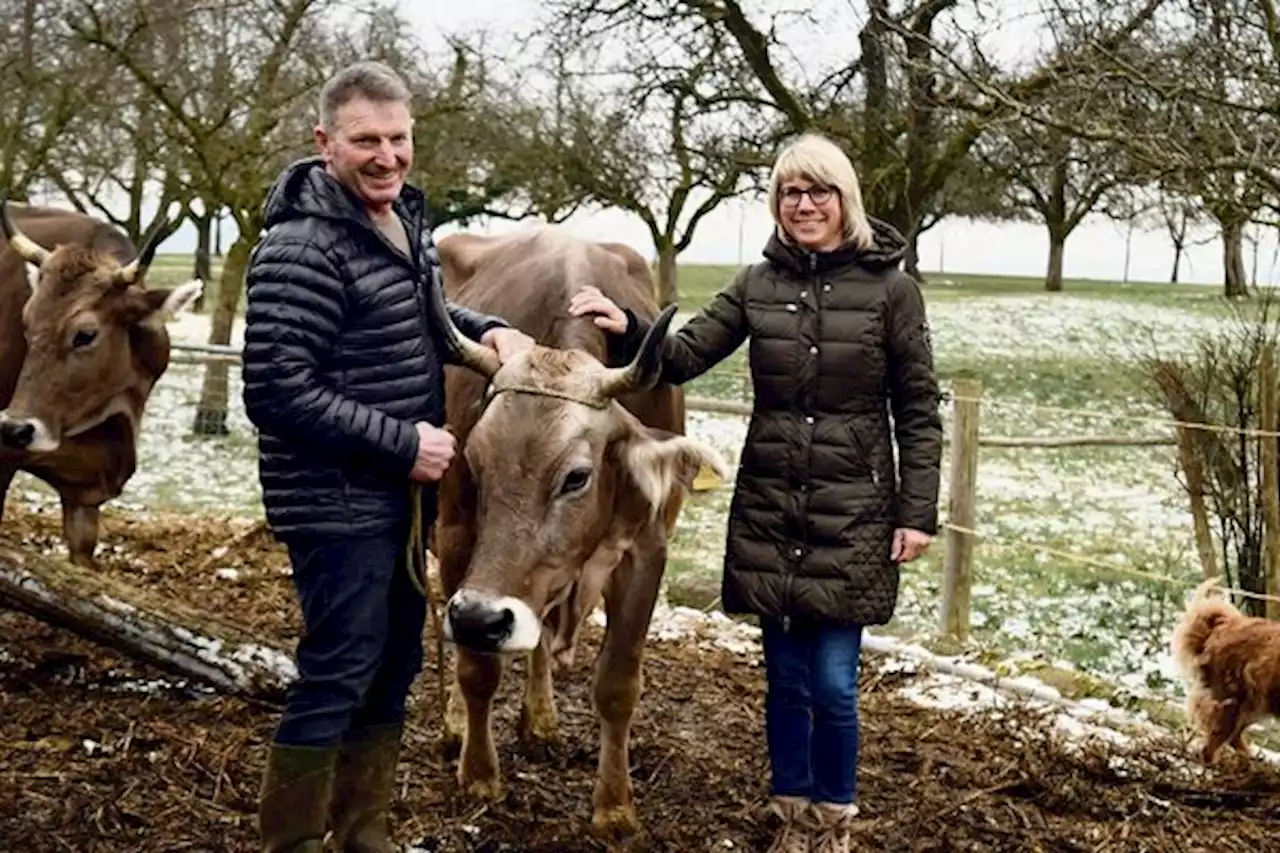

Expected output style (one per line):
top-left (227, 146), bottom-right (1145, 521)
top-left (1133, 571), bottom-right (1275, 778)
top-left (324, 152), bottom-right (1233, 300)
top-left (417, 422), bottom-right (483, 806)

top-left (327, 723), bottom-right (404, 853)
top-left (257, 743), bottom-right (339, 853)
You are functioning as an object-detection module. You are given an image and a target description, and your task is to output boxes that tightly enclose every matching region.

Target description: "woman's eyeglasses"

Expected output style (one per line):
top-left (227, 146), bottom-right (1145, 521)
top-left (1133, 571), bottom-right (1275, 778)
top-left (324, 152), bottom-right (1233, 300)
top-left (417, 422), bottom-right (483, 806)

top-left (780, 185), bottom-right (835, 206)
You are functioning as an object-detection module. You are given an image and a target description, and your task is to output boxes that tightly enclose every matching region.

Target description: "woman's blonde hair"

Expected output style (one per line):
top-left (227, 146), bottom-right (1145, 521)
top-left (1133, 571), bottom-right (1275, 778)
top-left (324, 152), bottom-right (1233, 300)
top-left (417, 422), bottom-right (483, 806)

top-left (767, 133), bottom-right (875, 251)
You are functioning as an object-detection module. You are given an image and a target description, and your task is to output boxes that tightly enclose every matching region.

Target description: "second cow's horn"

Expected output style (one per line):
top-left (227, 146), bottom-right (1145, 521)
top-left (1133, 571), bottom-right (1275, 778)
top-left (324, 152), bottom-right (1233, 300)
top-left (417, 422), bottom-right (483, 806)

top-left (0, 197), bottom-right (51, 267)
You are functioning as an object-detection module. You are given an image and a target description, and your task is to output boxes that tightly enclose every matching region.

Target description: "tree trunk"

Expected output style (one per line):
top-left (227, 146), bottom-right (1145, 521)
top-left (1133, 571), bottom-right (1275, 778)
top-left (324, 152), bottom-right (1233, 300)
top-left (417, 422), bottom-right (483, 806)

top-left (655, 240), bottom-right (678, 307)
top-left (193, 234), bottom-right (252, 436)
top-left (0, 535), bottom-right (294, 702)
top-left (1170, 243), bottom-right (1184, 283)
top-left (1122, 220), bottom-right (1134, 284)
top-left (905, 227), bottom-right (924, 281)
top-left (1251, 228), bottom-right (1259, 289)
top-left (1223, 220), bottom-right (1248, 298)
top-left (214, 209), bottom-right (223, 257)
top-left (1045, 230), bottom-right (1066, 292)
top-left (192, 211), bottom-right (213, 313)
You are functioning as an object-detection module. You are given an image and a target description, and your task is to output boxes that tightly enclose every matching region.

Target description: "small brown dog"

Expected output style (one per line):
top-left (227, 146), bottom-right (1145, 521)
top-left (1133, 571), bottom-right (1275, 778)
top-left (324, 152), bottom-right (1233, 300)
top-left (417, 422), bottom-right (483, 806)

top-left (1170, 578), bottom-right (1280, 763)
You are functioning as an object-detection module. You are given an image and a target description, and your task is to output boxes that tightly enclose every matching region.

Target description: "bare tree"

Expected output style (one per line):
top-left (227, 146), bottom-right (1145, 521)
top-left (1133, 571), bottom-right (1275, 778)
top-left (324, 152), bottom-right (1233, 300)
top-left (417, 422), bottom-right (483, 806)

top-left (38, 35), bottom-right (190, 249)
top-left (549, 0), bottom-right (1167, 287)
top-left (0, 0), bottom-right (100, 198)
top-left (410, 37), bottom-right (588, 227)
top-left (955, 0), bottom-right (1280, 295)
top-left (1149, 185), bottom-right (1215, 284)
top-left (72, 0), bottom-right (339, 435)
top-left (534, 10), bottom-right (771, 305)
top-left (973, 110), bottom-right (1132, 291)
top-left (1143, 291), bottom-right (1280, 612)
top-left (1143, 0), bottom-right (1276, 296)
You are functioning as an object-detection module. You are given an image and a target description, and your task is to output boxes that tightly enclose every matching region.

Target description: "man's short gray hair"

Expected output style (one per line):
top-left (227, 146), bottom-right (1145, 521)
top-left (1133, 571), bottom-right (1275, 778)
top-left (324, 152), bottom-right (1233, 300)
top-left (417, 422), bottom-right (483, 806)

top-left (318, 61), bottom-right (411, 131)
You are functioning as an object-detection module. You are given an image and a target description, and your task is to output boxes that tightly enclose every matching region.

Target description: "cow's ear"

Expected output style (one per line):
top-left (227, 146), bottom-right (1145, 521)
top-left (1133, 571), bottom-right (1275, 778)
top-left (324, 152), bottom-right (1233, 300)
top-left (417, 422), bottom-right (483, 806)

top-left (620, 426), bottom-right (731, 517)
top-left (139, 278), bottom-right (203, 328)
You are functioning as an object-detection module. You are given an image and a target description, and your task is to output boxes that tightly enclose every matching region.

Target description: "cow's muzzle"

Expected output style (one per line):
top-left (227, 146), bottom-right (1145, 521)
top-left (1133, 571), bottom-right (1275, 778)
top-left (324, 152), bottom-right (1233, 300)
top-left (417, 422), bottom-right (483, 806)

top-left (0, 414), bottom-right (55, 452)
top-left (444, 589), bottom-right (541, 653)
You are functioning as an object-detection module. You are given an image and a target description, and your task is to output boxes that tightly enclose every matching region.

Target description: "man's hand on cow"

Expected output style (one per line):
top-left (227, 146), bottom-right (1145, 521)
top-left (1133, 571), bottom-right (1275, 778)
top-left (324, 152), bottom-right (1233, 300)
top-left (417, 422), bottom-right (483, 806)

top-left (568, 286), bottom-right (629, 335)
top-left (410, 422), bottom-right (456, 482)
top-left (480, 327), bottom-right (536, 364)
top-left (891, 527), bottom-right (933, 563)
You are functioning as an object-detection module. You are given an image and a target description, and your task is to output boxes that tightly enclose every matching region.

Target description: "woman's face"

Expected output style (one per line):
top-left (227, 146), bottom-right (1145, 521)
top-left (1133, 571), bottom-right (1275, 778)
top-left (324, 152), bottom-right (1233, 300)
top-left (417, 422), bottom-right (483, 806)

top-left (778, 177), bottom-right (843, 252)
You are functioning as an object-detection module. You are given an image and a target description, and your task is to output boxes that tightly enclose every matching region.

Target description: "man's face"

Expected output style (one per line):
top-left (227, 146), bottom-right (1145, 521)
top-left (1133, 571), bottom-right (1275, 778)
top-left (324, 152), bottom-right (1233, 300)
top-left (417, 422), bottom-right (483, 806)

top-left (315, 95), bottom-right (413, 212)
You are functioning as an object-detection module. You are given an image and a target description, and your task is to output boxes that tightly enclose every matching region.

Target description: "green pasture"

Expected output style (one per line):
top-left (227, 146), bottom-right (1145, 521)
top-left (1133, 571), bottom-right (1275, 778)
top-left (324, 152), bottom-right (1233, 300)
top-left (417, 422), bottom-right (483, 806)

top-left (119, 252), bottom-right (1264, 730)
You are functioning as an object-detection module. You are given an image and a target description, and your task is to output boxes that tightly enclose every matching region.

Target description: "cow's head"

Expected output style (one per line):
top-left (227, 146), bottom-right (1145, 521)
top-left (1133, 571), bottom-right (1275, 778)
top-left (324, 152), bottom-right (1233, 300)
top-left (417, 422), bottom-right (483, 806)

top-left (432, 285), bottom-right (729, 654)
top-left (0, 201), bottom-right (202, 453)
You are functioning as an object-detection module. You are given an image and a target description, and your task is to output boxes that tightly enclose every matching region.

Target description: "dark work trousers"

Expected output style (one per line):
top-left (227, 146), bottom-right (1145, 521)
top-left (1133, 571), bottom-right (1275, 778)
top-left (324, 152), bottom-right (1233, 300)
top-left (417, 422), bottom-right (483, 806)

top-left (272, 521), bottom-right (426, 747)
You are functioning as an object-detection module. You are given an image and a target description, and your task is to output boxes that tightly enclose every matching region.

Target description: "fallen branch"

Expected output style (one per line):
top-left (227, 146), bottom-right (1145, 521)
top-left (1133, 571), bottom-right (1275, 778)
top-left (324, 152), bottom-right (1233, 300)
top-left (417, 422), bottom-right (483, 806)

top-left (0, 534), bottom-right (295, 703)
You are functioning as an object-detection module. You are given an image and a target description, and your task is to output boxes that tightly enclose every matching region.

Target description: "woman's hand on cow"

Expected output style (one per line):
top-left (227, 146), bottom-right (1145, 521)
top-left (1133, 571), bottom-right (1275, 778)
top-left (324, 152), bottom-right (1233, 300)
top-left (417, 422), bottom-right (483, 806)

top-left (568, 286), bottom-right (629, 335)
top-left (891, 527), bottom-right (933, 563)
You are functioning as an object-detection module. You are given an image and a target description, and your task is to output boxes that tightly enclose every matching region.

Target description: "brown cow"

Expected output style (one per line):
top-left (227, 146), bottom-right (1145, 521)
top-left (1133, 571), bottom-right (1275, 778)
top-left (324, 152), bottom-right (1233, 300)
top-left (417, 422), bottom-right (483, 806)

top-left (431, 227), bottom-right (729, 838)
top-left (0, 200), bottom-right (202, 566)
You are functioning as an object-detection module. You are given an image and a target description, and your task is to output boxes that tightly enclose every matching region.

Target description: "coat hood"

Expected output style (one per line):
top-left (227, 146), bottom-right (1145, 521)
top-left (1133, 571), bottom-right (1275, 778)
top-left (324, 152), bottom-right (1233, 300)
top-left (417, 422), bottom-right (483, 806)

top-left (764, 216), bottom-right (908, 276)
top-left (261, 156), bottom-right (428, 233)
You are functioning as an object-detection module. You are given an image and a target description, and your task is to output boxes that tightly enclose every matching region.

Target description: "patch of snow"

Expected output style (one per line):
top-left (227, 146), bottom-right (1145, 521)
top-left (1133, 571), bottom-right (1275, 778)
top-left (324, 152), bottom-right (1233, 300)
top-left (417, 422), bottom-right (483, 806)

top-left (107, 674), bottom-right (189, 694)
top-left (591, 602), bottom-right (763, 657)
top-left (98, 595), bottom-right (138, 615)
top-left (620, 603), bottom-right (1240, 765)
top-left (928, 295), bottom-right (1226, 363)
top-left (0, 292), bottom-right (1239, 736)
top-left (165, 625), bottom-right (298, 691)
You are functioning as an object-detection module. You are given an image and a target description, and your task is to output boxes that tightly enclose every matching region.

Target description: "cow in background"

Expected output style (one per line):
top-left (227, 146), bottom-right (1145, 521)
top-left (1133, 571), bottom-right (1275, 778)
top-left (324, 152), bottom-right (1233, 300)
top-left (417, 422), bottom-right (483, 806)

top-left (0, 200), bottom-right (202, 565)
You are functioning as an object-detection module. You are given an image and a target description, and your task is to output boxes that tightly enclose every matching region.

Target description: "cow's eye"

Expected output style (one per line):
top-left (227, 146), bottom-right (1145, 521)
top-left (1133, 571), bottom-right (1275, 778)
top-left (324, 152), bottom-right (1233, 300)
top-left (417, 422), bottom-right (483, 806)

top-left (560, 467), bottom-right (592, 496)
top-left (71, 328), bottom-right (98, 349)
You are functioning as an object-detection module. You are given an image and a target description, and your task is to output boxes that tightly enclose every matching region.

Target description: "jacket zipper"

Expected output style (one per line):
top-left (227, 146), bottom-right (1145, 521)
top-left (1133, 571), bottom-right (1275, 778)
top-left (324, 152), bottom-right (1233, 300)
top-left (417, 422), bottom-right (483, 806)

top-left (785, 252), bottom-right (822, 633)
top-left (359, 211), bottom-right (437, 347)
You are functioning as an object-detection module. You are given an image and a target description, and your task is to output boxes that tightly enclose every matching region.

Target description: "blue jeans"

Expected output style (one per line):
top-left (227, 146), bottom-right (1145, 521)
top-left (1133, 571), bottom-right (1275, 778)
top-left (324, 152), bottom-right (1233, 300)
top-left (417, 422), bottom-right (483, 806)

top-left (273, 524), bottom-right (426, 747)
top-left (761, 618), bottom-right (863, 805)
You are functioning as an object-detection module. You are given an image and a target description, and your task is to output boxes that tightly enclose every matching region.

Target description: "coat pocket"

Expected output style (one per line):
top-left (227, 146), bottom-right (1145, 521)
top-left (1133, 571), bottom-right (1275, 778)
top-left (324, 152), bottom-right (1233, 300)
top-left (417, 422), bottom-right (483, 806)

top-left (842, 417), bottom-right (880, 485)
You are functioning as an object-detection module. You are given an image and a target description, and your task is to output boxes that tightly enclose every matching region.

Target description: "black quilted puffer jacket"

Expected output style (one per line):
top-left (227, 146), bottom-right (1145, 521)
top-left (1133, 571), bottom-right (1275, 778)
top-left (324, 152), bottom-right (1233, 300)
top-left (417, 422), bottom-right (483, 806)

top-left (617, 220), bottom-right (942, 626)
top-left (241, 157), bottom-right (507, 541)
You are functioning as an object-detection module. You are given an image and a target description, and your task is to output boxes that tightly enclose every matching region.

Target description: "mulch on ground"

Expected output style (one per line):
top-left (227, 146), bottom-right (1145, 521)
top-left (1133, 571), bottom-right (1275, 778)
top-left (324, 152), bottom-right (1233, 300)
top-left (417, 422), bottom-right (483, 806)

top-left (2, 503), bottom-right (1280, 852)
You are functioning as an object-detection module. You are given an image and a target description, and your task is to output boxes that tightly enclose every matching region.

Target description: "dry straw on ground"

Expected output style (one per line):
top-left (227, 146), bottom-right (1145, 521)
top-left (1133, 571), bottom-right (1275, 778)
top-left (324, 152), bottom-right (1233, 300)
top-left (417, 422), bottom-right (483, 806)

top-left (2, 504), bottom-right (1280, 852)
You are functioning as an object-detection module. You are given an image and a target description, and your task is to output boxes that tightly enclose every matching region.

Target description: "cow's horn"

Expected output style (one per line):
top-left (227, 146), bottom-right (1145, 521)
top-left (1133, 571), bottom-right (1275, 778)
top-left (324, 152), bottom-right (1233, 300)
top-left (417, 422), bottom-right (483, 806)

top-left (427, 266), bottom-right (501, 378)
top-left (0, 198), bottom-right (51, 266)
top-left (116, 205), bottom-right (178, 285)
top-left (597, 303), bottom-right (678, 399)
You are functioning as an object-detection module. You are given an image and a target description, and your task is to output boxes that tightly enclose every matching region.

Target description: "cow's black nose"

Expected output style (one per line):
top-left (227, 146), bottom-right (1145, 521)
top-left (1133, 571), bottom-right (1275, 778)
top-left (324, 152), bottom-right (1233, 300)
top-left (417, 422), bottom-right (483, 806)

top-left (448, 598), bottom-right (515, 652)
top-left (0, 420), bottom-right (34, 449)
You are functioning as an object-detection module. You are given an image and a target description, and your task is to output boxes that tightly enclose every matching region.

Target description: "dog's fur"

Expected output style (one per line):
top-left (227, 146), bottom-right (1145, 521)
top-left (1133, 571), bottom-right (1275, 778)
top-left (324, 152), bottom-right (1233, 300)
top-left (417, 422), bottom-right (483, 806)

top-left (1170, 578), bottom-right (1280, 763)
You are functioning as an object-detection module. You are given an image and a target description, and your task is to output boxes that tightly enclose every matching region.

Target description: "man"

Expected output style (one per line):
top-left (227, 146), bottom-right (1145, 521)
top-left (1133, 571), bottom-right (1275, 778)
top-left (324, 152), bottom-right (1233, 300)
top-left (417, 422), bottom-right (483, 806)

top-left (241, 60), bottom-right (533, 853)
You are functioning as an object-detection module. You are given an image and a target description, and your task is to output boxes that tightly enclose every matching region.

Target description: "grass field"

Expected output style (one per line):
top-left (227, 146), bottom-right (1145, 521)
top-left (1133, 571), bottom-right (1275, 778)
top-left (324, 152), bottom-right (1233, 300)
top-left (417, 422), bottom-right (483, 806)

top-left (9, 253), bottom-right (1255, 723)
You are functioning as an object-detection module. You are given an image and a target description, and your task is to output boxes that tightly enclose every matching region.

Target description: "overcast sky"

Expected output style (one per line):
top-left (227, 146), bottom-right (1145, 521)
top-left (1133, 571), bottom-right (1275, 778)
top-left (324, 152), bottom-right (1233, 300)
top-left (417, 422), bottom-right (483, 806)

top-left (396, 0), bottom-right (1278, 287)
top-left (42, 0), bottom-right (1267, 288)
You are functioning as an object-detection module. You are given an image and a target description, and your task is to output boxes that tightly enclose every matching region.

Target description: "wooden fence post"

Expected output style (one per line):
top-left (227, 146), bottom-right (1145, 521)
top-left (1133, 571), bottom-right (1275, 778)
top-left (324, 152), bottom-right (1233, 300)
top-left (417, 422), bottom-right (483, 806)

top-left (940, 378), bottom-right (981, 641)
top-left (1174, 424), bottom-right (1219, 581)
top-left (1261, 344), bottom-right (1280, 619)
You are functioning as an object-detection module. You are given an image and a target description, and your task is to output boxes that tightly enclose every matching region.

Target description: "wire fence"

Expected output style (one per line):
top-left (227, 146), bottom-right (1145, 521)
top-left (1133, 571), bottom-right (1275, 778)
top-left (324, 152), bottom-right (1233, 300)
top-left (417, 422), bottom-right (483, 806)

top-left (6, 339), bottom-right (1264, 698)
top-left (151, 340), bottom-right (1267, 566)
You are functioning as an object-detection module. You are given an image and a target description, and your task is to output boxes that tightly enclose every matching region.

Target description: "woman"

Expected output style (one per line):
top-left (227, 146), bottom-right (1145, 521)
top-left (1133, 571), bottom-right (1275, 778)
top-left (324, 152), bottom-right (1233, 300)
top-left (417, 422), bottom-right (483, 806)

top-left (570, 132), bottom-right (942, 853)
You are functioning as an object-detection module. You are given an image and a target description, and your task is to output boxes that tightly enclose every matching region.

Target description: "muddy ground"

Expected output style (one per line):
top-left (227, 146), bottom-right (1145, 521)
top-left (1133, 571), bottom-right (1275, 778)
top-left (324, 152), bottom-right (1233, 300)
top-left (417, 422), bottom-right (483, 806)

top-left (2, 504), bottom-right (1280, 852)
